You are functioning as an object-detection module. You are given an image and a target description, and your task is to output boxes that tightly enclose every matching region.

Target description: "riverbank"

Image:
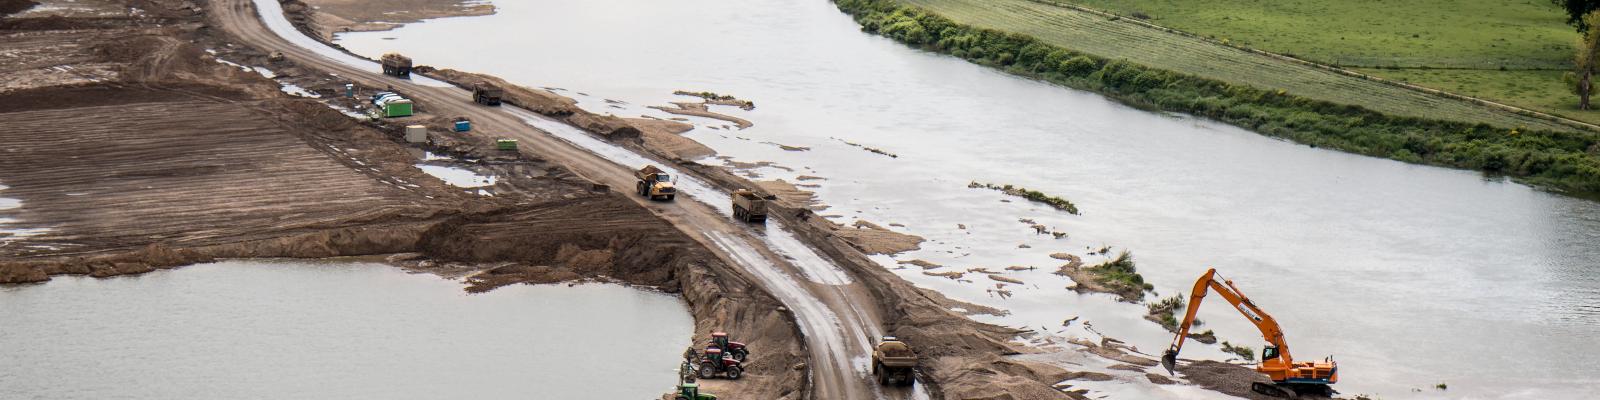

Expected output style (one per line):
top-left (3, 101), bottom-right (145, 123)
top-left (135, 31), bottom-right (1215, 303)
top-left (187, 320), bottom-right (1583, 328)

top-left (837, 0), bottom-right (1600, 196)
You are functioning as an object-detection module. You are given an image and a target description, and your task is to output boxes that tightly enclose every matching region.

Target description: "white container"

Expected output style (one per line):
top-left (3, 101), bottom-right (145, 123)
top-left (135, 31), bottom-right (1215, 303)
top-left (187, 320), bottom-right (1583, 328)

top-left (404, 125), bottom-right (428, 143)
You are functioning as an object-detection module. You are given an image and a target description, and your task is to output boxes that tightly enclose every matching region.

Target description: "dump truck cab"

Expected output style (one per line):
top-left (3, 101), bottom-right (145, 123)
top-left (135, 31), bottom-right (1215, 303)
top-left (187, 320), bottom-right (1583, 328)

top-left (635, 165), bottom-right (677, 201)
top-left (472, 83), bottom-right (503, 106)
top-left (380, 53), bottom-right (412, 78)
top-left (872, 336), bottom-right (917, 386)
top-left (730, 189), bottom-right (775, 223)
top-left (675, 382), bottom-right (717, 400)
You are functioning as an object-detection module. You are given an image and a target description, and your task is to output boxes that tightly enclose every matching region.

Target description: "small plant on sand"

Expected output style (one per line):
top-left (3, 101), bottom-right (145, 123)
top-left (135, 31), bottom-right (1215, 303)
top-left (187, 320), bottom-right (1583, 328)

top-left (1220, 341), bottom-right (1255, 362)
top-left (1088, 250), bottom-right (1152, 295)
top-left (1146, 294), bottom-right (1186, 330)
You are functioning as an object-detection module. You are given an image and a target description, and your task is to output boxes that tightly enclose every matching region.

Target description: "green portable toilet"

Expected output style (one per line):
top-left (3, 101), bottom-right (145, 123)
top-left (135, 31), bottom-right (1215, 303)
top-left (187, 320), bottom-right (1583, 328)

top-left (496, 139), bottom-right (518, 151)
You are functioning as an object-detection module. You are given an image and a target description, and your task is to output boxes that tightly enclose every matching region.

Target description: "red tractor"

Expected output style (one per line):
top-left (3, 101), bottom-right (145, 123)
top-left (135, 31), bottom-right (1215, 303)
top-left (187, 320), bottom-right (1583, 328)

top-left (706, 331), bottom-right (750, 361)
top-left (697, 348), bottom-right (744, 380)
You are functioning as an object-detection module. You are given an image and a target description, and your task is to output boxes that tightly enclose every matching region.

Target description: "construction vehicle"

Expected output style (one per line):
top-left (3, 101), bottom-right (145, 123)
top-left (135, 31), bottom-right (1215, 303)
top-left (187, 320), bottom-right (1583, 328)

top-left (635, 165), bottom-right (676, 201)
top-left (696, 348), bottom-right (743, 380)
top-left (381, 53), bottom-right (412, 78)
top-left (730, 189), bottom-right (773, 223)
top-left (1161, 268), bottom-right (1338, 398)
top-left (674, 382), bottom-right (717, 400)
top-left (706, 331), bottom-right (749, 361)
top-left (472, 83), bottom-right (503, 106)
top-left (871, 336), bottom-right (917, 386)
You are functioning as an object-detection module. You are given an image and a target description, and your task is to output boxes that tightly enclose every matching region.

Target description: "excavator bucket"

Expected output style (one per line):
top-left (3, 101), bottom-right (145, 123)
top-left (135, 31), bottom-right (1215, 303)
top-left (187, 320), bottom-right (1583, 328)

top-left (1161, 349), bottom-right (1178, 376)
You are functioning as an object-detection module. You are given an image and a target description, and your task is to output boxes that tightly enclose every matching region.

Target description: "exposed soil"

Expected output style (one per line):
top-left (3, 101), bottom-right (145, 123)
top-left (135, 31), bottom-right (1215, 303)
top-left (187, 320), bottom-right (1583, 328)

top-left (0, 3), bottom-right (809, 399)
top-left (650, 101), bottom-right (754, 129)
top-left (296, 0), bottom-right (493, 40)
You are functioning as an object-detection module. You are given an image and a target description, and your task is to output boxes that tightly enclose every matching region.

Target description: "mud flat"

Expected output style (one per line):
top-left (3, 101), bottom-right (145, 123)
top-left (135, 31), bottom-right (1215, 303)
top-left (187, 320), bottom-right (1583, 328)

top-left (296, 0), bottom-right (494, 40)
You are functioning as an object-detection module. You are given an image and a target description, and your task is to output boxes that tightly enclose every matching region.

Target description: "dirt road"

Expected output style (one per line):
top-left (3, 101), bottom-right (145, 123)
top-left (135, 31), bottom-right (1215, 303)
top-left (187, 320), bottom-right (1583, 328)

top-left (210, 0), bottom-right (896, 398)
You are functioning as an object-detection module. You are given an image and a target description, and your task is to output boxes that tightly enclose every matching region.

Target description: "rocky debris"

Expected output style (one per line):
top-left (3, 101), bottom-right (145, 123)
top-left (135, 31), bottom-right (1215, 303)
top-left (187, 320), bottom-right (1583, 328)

top-left (898, 259), bottom-right (946, 269)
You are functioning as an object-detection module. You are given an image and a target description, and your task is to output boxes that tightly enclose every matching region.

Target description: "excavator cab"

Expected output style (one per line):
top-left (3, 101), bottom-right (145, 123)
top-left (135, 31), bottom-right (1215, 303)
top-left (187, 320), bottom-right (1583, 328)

top-left (1261, 345), bottom-right (1279, 362)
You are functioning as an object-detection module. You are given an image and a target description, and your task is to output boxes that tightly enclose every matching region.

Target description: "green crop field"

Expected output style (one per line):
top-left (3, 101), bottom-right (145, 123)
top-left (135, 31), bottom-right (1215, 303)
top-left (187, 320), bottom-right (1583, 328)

top-left (1053, 0), bottom-right (1600, 125)
top-left (895, 0), bottom-right (1588, 131)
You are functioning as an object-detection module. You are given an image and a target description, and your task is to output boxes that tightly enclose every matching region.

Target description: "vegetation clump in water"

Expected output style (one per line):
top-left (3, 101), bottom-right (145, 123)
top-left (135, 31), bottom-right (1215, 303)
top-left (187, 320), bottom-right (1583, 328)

top-left (1220, 341), bottom-right (1255, 361)
top-left (969, 181), bottom-right (1079, 215)
top-left (1087, 250), bottom-right (1151, 297)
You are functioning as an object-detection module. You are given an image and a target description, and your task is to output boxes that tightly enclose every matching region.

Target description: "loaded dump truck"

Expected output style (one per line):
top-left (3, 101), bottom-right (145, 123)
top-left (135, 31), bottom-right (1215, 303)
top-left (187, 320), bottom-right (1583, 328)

top-left (472, 83), bottom-right (503, 106)
top-left (730, 189), bottom-right (773, 223)
top-left (635, 165), bottom-right (676, 201)
top-left (872, 336), bottom-right (917, 386)
top-left (380, 53), bottom-right (412, 78)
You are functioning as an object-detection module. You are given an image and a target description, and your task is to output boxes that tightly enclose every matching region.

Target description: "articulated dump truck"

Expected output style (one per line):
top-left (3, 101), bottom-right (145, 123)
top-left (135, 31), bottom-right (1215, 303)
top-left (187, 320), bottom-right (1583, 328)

top-left (381, 53), bottom-right (412, 78)
top-left (872, 336), bottom-right (917, 386)
top-left (635, 165), bottom-right (676, 201)
top-left (472, 83), bottom-right (503, 106)
top-left (731, 189), bottom-right (774, 223)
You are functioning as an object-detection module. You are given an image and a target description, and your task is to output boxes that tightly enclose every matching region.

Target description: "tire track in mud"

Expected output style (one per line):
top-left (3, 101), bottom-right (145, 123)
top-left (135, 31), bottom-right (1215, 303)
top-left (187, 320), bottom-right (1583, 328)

top-left (214, 0), bottom-right (899, 398)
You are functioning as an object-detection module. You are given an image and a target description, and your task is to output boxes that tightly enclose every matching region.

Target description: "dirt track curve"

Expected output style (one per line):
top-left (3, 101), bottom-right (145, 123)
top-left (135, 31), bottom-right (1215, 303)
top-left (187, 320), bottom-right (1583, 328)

top-left (209, 0), bottom-right (900, 398)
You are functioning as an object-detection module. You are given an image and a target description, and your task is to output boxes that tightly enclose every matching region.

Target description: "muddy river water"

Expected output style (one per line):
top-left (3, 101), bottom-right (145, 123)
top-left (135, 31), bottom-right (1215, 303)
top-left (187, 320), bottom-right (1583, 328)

top-left (0, 261), bottom-right (693, 399)
top-left (335, 0), bottom-right (1600, 398)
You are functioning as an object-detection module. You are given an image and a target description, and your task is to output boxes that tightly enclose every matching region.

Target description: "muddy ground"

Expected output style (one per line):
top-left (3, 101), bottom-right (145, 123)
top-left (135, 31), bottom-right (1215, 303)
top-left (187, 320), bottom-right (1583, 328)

top-left (0, 2), bottom-right (809, 398)
top-left (0, 1), bottom-right (1307, 399)
top-left (295, 0), bottom-right (492, 40)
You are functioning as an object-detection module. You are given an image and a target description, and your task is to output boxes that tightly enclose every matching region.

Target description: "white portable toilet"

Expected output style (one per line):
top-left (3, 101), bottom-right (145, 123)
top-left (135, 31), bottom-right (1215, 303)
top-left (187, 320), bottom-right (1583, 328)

top-left (404, 125), bottom-right (428, 143)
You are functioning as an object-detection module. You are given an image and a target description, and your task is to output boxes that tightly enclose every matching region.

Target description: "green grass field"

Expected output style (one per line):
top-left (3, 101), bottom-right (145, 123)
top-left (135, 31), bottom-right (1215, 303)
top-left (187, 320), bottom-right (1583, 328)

top-left (896, 0), bottom-right (1587, 131)
top-left (1065, 0), bottom-right (1573, 69)
top-left (1056, 0), bottom-right (1600, 125)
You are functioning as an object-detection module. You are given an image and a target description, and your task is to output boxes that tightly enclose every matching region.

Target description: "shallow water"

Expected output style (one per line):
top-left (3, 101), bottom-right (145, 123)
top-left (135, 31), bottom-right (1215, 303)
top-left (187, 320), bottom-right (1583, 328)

top-left (0, 261), bottom-right (693, 399)
top-left (336, 0), bottom-right (1600, 398)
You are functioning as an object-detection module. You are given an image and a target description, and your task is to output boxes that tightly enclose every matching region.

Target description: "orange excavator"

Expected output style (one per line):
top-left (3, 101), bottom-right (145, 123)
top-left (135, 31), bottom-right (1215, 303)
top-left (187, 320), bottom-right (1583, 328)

top-left (1161, 268), bottom-right (1338, 398)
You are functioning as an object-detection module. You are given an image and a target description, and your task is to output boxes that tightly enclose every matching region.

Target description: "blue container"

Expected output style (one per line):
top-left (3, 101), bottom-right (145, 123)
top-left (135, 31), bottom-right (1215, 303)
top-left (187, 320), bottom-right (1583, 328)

top-left (454, 120), bottom-right (471, 132)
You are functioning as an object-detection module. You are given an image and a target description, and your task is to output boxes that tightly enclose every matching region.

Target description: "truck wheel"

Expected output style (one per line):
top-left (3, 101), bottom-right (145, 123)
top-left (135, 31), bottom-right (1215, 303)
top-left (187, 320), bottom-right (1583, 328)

top-left (637, 182), bottom-right (647, 197)
top-left (726, 366), bottom-right (742, 380)
top-left (666, 194), bottom-right (675, 201)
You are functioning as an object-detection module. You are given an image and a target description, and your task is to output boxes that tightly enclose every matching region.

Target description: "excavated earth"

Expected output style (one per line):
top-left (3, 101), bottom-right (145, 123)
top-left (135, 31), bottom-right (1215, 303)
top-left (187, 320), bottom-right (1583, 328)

top-left (0, 2), bottom-right (807, 399)
top-left (0, 0), bottom-right (1300, 399)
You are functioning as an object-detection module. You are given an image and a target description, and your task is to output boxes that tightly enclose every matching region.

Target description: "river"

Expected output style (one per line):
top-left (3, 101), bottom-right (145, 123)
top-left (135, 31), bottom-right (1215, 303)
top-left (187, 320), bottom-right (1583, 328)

top-left (334, 0), bottom-right (1600, 398)
top-left (0, 260), bottom-right (693, 399)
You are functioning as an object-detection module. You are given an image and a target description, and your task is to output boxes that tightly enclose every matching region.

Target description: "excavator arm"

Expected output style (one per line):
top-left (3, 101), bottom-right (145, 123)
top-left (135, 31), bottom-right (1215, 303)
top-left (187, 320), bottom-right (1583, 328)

top-left (1161, 268), bottom-right (1294, 374)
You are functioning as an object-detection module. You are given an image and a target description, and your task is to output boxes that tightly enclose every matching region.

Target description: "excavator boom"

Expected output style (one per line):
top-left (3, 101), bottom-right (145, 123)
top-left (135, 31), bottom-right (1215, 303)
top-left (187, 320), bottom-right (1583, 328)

top-left (1160, 268), bottom-right (1338, 397)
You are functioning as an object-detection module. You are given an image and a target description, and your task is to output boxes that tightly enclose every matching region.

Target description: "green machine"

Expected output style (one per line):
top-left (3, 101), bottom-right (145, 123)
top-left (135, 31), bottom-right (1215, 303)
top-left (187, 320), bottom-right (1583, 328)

top-left (675, 382), bottom-right (717, 400)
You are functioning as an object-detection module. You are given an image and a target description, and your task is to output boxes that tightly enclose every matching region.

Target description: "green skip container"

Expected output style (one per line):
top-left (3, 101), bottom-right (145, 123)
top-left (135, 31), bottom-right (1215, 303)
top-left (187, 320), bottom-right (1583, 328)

top-left (496, 139), bottom-right (518, 151)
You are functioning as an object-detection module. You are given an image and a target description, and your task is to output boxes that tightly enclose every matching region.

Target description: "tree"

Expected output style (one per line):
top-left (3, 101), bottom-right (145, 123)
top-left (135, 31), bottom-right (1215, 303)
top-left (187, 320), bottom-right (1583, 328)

top-left (1569, 11), bottom-right (1600, 109)
top-left (1554, 0), bottom-right (1600, 31)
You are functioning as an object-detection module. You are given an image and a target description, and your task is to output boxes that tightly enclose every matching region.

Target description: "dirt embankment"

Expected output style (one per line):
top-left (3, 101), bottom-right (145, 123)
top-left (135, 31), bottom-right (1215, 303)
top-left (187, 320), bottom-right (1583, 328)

top-left (0, 3), bottom-right (810, 398)
top-left (294, 0), bottom-right (494, 40)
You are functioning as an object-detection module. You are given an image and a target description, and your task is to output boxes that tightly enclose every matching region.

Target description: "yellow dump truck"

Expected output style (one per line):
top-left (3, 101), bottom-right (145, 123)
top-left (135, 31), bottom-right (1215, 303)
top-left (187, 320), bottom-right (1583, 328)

top-left (635, 165), bottom-right (676, 201)
top-left (872, 336), bottom-right (917, 386)
top-left (730, 189), bottom-right (773, 223)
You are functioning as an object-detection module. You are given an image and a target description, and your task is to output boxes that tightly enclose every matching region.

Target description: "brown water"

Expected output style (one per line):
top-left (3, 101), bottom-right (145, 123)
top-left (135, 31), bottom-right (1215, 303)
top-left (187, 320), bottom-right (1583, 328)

top-left (335, 0), bottom-right (1600, 398)
top-left (0, 261), bottom-right (693, 399)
